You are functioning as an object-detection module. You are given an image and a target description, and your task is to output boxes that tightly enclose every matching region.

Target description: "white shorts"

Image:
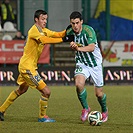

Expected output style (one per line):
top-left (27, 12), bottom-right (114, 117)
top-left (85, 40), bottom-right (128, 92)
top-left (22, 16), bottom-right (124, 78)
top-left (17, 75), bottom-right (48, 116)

top-left (74, 63), bottom-right (104, 87)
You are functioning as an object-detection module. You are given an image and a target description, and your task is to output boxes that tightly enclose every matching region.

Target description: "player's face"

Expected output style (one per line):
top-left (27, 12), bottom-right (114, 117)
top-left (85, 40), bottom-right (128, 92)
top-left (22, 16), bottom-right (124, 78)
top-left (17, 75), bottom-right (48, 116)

top-left (36, 14), bottom-right (48, 28)
top-left (70, 18), bottom-right (83, 34)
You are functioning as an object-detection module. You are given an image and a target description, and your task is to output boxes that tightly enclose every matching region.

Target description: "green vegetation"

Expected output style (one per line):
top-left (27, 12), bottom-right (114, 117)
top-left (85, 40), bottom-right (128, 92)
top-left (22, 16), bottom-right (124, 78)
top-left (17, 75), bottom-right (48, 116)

top-left (0, 85), bottom-right (132, 133)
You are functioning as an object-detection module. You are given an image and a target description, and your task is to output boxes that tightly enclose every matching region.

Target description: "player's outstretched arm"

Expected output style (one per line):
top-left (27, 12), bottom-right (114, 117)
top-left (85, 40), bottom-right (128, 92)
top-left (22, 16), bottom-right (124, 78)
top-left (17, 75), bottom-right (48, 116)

top-left (39, 35), bottom-right (74, 44)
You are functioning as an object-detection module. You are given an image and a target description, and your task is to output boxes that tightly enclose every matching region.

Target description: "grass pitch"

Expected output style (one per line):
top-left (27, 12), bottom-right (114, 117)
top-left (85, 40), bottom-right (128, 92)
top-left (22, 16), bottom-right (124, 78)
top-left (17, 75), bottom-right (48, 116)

top-left (0, 85), bottom-right (133, 133)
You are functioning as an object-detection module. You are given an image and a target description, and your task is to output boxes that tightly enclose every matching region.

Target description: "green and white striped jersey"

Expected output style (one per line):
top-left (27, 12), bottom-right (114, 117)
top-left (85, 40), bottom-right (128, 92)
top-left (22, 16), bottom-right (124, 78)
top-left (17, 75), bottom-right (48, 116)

top-left (67, 24), bottom-right (102, 67)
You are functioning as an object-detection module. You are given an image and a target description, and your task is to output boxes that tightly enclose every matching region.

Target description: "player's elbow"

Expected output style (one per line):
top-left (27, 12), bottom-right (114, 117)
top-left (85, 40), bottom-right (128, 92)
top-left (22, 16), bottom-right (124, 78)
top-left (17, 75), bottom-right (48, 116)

top-left (89, 44), bottom-right (95, 52)
top-left (89, 47), bottom-right (94, 52)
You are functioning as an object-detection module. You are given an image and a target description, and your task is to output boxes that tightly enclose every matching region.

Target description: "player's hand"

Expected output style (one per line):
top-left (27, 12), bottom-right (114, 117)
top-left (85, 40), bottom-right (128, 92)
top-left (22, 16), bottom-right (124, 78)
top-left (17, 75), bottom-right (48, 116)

top-left (70, 41), bottom-right (79, 51)
top-left (62, 35), bottom-right (74, 42)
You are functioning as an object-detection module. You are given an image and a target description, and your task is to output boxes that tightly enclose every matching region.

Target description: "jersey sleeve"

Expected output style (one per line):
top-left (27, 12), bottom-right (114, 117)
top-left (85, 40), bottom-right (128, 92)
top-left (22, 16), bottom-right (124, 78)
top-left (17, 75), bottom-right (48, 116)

top-left (28, 25), bottom-right (63, 44)
top-left (39, 36), bottom-right (63, 44)
top-left (43, 28), bottom-right (66, 38)
top-left (85, 26), bottom-right (97, 44)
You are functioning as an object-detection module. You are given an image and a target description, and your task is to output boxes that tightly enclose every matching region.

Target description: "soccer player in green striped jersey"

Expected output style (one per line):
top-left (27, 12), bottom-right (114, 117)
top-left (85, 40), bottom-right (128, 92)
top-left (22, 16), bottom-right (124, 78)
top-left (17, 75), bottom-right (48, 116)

top-left (66, 11), bottom-right (108, 123)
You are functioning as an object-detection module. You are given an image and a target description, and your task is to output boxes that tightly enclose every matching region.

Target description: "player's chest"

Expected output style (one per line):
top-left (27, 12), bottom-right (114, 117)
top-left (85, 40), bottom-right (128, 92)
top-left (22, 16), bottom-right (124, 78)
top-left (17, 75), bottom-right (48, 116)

top-left (74, 34), bottom-right (87, 45)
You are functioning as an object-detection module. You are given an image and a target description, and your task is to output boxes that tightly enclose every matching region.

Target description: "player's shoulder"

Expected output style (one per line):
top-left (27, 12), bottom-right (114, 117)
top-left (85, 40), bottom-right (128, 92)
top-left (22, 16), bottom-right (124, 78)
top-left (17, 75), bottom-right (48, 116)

top-left (28, 24), bottom-right (45, 36)
top-left (82, 24), bottom-right (95, 35)
top-left (82, 24), bottom-right (94, 32)
top-left (66, 27), bottom-right (73, 35)
top-left (28, 25), bottom-right (38, 33)
top-left (42, 27), bottom-right (50, 33)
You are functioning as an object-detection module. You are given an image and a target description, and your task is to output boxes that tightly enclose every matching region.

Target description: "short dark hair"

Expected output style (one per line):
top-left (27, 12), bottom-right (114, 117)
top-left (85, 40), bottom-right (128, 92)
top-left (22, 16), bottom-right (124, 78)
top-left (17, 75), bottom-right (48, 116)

top-left (70, 11), bottom-right (82, 20)
top-left (34, 10), bottom-right (47, 22)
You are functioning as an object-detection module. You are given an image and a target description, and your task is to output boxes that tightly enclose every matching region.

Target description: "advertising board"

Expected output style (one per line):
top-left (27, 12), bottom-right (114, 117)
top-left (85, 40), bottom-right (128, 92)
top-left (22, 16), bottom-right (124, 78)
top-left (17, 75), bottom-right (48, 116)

top-left (101, 41), bottom-right (133, 66)
top-left (0, 66), bottom-right (132, 86)
top-left (0, 40), bottom-right (50, 64)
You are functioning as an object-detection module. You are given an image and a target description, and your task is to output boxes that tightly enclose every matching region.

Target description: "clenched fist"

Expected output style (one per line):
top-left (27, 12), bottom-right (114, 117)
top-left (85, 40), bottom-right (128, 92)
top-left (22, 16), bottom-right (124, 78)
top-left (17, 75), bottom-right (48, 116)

top-left (70, 41), bottom-right (79, 51)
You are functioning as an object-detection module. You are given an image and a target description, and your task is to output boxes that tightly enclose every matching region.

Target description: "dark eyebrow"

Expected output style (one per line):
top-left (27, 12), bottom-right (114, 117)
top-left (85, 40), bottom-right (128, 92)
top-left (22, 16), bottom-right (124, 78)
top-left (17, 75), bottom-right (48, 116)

top-left (72, 21), bottom-right (79, 24)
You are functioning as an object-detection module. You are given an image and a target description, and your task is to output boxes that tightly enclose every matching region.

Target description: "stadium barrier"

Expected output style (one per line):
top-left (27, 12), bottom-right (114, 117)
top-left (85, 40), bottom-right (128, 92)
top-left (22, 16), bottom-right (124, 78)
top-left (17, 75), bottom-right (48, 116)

top-left (0, 40), bottom-right (50, 64)
top-left (0, 66), bottom-right (132, 86)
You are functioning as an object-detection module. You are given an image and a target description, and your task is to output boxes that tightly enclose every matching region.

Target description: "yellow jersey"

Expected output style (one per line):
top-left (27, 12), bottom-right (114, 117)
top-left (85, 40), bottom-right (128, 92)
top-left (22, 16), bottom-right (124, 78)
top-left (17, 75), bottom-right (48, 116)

top-left (19, 24), bottom-right (65, 70)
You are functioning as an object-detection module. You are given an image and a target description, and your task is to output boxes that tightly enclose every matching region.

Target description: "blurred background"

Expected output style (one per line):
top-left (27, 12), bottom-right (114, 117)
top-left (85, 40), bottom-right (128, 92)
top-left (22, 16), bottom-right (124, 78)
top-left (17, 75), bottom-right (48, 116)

top-left (0, 0), bottom-right (133, 85)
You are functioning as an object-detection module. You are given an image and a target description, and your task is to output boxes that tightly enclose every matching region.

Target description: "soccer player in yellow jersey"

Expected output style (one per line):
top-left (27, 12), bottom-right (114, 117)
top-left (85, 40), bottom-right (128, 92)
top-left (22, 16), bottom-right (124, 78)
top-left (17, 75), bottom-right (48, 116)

top-left (0, 9), bottom-right (74, 122)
